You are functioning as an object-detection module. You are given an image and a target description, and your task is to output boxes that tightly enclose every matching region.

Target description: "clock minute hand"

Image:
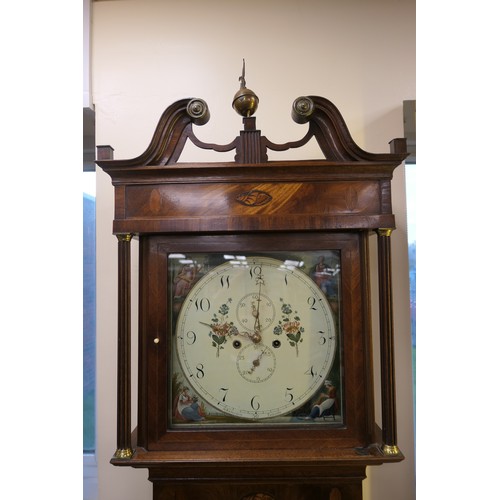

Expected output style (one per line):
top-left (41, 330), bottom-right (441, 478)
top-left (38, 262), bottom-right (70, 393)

top-left (199, 321), bottom-right (215, 329)
top-left (249, 306), bottom-right (262, 344)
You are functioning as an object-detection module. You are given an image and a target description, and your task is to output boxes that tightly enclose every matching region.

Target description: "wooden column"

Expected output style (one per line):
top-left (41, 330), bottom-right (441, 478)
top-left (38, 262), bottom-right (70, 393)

top-left (114, 233), bottom-right (133, 459)
top-left (376, 228), bottom-right (400, 456)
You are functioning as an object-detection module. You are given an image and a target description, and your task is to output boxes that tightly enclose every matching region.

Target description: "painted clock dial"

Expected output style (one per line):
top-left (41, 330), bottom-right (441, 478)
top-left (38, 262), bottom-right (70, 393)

top-left (173, 255), bottom-right (338, 420)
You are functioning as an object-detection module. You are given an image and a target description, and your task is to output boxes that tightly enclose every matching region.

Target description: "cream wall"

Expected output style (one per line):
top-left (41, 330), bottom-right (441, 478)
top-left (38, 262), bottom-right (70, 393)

top-left (92, 1), bottom-right (416, 499)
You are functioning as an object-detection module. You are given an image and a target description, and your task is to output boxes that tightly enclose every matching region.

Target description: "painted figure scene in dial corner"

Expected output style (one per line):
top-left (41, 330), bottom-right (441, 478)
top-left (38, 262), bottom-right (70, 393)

top-left (168, 250), bottom-right (344, 428)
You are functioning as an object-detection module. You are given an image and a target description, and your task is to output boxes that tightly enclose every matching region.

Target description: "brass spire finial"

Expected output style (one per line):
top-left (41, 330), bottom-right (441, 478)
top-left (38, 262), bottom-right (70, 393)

top-left (232, 59), bottom-right (259, 117)
top-left (239, 58), bottom-right (247, 89)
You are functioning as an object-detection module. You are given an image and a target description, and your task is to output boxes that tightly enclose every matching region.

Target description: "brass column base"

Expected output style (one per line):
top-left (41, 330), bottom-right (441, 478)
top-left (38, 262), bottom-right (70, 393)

top-left (113, 448), bottom-right (134, 459)
top-left (382, 444), bottom-right (401, 456)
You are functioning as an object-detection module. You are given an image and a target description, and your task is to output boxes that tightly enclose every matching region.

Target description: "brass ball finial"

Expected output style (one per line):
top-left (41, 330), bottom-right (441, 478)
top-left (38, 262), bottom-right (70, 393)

top-left (232, 59), bottom-right (259, 117)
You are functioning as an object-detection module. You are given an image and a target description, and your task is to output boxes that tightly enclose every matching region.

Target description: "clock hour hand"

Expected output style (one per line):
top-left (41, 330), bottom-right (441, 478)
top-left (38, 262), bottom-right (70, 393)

top-left (250, 304), bottom-right (262, 342)
top-left (202, 318), bottom-right (261, 345)
top-left (198, 320), bottom-right (263, 346)
top-left (199, 320), bottom-right (240, 337)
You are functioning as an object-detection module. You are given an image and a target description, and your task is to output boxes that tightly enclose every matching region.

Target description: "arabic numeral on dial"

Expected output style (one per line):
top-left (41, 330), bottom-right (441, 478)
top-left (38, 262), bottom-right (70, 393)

top-left (219, 387), bottom-right (229, 402)
top-left (250, 395), bottom-right (260, 411)
top-left (250, 266), bottom-right (264, 284)
top-left (285, 387), bottom-right (294, 403)
top-left (317, 330), bottom-right (327, 345)
top-left (194, 298), bottom-right (210, 312)
top-left (220, 275), bottom-right (230, 288)
top-left (185, 331), bottom-right (197, 345)
top-left (307, 296), bottom-right (317, 310)
top-left (196, 364), bottom-right (205, 379)
top-left (249, 265), bottom-right (262, 279)
top-left (305, 366), bottom-right (317, 377)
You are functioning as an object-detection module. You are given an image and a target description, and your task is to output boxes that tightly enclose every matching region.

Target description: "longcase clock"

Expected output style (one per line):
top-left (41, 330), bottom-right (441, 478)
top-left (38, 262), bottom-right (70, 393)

top-left (97, 75), bottom-right (408, 500)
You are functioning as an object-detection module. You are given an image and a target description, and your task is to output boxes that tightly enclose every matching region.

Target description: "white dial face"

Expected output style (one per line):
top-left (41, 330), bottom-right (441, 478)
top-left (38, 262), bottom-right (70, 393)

top-left (174, 255), bottom-right (337, 420)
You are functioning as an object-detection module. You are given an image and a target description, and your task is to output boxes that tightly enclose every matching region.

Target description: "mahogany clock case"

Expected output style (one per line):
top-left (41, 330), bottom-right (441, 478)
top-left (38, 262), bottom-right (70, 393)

top-left (137, 230), bottom-right (377, 456)
top-left (97, 93), bottom-right (408, 500)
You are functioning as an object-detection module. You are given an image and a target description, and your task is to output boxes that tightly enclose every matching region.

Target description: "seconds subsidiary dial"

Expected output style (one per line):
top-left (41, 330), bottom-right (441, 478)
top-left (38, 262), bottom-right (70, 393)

top-left (174, 256), bottom-right (337, 420)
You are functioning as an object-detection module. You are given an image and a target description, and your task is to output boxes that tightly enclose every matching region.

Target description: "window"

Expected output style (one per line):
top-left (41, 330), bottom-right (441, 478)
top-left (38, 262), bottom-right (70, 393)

top-left (83, 171), bottom-right (96, 452)
top-left (405, 162), bottom-right (416, 406)
top-left (403, 100), bottom-right (416, 410)
top-left (83, 107), bottom-right (97, 500)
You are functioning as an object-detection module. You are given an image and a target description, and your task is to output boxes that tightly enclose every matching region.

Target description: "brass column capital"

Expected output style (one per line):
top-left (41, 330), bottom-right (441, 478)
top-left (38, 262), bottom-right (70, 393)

top-left (116, 233), bottom-right (133, 242)
top-left (376, 228), bottom-right (393, 237)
